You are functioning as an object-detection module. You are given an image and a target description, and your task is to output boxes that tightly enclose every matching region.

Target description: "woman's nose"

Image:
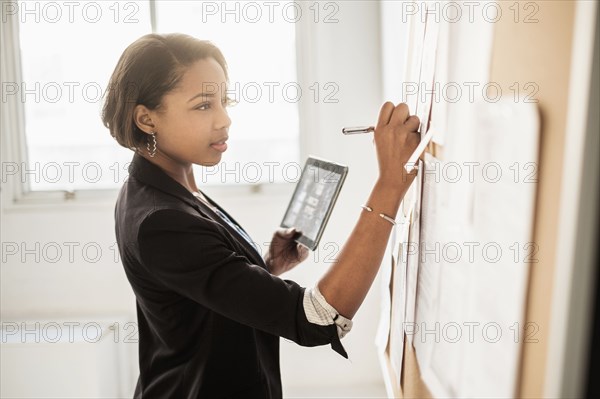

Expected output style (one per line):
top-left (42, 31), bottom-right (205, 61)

top-left (216, 104), bottom-right (232, 131)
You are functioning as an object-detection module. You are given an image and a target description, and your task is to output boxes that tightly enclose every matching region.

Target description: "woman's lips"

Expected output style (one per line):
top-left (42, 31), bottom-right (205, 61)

top-left (210, 141), bottom-right (228, 152)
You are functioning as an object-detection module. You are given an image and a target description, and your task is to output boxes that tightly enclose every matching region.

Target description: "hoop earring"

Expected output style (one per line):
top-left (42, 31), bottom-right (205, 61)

top-left (147, 132), bottom-right (157, 157)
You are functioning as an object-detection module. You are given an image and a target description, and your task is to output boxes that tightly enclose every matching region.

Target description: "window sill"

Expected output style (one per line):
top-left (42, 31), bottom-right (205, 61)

top-left (1, 182), bottom-right (296, 214)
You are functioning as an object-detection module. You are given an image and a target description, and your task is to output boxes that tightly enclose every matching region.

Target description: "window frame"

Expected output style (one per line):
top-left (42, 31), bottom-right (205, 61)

top-left (1, 0), bottom-right (308, 210)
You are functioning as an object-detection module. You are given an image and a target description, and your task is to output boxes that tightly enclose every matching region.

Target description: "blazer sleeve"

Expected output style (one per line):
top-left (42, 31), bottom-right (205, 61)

top-left (137, 208), bottom-right (349, 358)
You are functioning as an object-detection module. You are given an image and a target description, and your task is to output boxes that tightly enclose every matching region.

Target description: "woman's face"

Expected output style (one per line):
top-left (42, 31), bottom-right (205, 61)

top-left (150, 58), bottom-right (231, 167)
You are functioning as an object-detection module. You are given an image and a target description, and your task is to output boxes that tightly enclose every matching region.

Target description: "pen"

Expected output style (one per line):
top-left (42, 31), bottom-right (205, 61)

top-left (341, 126), bottom-right (375, 134)
top-left (342, 124), bottom-right (434, 173)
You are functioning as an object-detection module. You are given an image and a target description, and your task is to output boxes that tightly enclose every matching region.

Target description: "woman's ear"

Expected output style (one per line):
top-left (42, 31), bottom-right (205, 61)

top-left (133, 104), bottom-right (156, 134)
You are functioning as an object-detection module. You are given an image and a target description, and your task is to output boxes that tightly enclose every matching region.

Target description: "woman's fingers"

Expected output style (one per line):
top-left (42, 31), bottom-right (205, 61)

top-left (404, 115), bottom-right (420, 132)
top-left (275, 227), bottom-right (297, 238)
top-left (389, 102), bottom-right (410, 127)
top-left (271, 227), bottom-right (304, 258)
top-left (297, 243), bottom-right (309, 261)
top-left (376, 101), bottom-right (395, 130)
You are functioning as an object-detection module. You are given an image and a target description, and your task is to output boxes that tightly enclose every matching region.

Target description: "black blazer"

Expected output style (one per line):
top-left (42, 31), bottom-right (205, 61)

top-left (114, 152), bottom-right (348, 399)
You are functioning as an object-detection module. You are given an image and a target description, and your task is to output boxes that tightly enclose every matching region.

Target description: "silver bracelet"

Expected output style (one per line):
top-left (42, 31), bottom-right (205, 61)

top-left (360, 205), bottom-right (396, 226)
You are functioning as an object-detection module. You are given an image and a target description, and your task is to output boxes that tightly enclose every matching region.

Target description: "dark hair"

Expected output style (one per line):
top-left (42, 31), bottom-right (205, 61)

top-left (101, 33), bottom-right (228, 151)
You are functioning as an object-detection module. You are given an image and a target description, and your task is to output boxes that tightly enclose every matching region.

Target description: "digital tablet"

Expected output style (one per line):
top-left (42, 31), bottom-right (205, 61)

top-left (280, 156), bottom-right (348, 251)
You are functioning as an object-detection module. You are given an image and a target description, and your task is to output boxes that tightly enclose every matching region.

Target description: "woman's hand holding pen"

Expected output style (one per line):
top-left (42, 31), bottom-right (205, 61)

top-left (264, 227), bottom-right (309, 277)
top-left (373, 102), bottom-right (420, 187)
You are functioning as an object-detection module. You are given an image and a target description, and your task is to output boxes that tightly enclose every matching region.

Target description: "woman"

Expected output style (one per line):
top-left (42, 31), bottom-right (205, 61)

top-left (103, 33), bottom-right (420, 398)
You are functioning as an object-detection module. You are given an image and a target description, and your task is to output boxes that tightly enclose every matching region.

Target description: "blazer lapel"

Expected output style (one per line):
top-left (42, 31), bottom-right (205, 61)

top-left (128, 152), bottom-right (266, 267)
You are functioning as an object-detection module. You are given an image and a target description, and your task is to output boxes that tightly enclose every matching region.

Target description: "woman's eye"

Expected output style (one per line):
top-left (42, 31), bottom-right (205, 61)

top-left (195, 97), bottom-right (237, 111)
top-left (194, 102), bottom-right (210, 110)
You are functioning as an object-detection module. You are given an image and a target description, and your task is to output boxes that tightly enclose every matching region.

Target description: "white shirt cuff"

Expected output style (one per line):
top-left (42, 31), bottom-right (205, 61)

top-left (303, 284), bottom-right (353, 339)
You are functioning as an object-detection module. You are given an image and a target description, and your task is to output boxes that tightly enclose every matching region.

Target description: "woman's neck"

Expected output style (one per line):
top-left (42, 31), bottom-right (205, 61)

top-left (138, 150), bottom-right (199, 194)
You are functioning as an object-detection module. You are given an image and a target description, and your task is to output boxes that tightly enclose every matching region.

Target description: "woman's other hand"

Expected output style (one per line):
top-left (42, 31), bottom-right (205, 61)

top-left (264, 227), bottom-right (309, 276)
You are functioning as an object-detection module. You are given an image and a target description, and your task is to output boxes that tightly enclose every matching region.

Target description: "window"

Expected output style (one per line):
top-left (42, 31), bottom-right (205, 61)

top-left (7, 0), bottom-right (300, 194)
top-left (154, 1), bottom-right (300, 186)
top-left (11, 1), bottom-right (151, 192)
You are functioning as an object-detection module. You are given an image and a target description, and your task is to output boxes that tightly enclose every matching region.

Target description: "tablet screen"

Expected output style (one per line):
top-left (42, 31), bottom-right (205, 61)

top-left (281, 157), bottom-right (348, 250)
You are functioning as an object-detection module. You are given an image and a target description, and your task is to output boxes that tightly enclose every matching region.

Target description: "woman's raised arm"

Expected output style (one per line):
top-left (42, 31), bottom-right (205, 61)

top-left (317, 102), bottom-right (421, 319)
